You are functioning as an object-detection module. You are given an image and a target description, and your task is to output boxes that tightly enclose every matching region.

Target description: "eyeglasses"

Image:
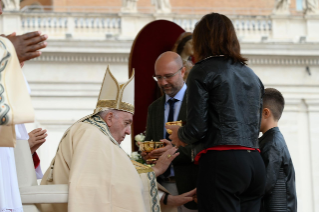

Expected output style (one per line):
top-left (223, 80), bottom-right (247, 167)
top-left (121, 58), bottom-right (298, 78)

top-left (153, 67), bottom-right (183, 82)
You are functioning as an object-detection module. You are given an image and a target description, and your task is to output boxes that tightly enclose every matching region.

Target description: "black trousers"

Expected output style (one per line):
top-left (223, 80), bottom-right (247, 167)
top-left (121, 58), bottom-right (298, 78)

top-left (197, 150), bottom-right (266, 212)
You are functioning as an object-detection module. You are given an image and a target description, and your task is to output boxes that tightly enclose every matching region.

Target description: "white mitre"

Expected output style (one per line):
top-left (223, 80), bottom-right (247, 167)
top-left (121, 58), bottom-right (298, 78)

top-left (57, 66), bottom-right (135, 135)
top-left (59, 66), bottom-right (135, 132)
top-left (94, 66), bottom-right (134, 115)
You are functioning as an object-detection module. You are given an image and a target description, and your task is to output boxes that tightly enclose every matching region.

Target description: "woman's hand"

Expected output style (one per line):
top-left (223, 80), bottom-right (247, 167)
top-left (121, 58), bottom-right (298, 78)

top-left (152, 147), bottom-right (179, 177)
top-left (165, 125), bottom-right (186, 148)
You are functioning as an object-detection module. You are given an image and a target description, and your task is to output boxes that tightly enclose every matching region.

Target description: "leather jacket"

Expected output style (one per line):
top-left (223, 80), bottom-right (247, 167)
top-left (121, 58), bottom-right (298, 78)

top-left (259, 127), bottom-right (297, 212)
top-left (178, 56), bottom-right (264, 153)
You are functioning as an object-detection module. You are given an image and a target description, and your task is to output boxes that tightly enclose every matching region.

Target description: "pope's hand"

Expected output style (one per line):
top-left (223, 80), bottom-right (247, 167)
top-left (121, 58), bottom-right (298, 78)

top-left (141, 139), bottom-right (172, 164)
top-left (152, 147), bottom-right (179, 177)
top-left (165, 125), bottom-right (186, 148)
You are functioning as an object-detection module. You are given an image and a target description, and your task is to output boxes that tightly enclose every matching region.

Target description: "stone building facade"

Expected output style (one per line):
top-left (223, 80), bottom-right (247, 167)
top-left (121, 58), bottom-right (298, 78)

top-left (1, 0), bottom-right (319, 211)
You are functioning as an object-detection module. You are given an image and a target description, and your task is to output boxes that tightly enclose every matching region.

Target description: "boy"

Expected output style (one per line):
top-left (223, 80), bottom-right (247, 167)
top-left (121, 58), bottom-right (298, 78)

top-left (259, 88), bottom-right (297, 212)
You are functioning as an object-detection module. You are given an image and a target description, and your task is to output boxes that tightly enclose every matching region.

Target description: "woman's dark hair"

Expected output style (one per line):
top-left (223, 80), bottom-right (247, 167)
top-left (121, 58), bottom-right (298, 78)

top-left (176, 35), bottom-right (192, 55)
top-left (193, 13), bottom-right (247, 65)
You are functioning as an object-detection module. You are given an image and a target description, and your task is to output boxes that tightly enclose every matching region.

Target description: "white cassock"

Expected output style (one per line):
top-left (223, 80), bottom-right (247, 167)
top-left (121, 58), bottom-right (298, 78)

top-left (38, 114), bottom-right (178, 212)
top-left (0, 36), bottom-right (37, 211)
top-left (0, 147), bottom-right (23, 212)
top-left (0, 37), bottom-right (24, 212)
top-left (15, 74), bottom-right (43, 179)
top-left (0, 120), bottom-right (34, 211)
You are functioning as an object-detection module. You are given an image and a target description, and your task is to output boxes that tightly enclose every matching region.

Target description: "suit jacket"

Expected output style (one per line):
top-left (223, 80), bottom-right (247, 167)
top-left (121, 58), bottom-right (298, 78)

top-left (145, 90), bottom-right (198, 210)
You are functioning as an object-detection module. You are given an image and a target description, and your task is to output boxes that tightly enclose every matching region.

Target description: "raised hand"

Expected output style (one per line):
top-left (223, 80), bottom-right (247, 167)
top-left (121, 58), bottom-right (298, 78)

top-left (4, 31), bottom-right (48, 63)
top-left (28, 128), bottom-right (48, 154)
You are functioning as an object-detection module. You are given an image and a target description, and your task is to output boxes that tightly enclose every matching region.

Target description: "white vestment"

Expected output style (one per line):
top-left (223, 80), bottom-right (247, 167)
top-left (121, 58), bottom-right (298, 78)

top-left (40, 115), bottom-right (160, 212)
top-left (0, 37), bottom-right (25, 212)
top-left (14, 74), bottom-right (43, 179)
top-left (0, 148), bottom-right (23, 212)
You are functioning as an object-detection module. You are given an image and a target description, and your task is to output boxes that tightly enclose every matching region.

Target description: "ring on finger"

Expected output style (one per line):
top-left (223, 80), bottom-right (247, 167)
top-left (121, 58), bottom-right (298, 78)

top-left (167, 154), bottom-right (172, 159)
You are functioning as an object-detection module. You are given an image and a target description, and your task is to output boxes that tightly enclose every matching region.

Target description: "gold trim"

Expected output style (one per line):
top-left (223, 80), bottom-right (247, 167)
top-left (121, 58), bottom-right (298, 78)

top-left (96, 100), bottom-right (134, 114)
top-left (97, 100), bottom-right (117, 108)
top-left (137, 168), bottom-right (154, 174)
top-left (131, 160), bottom-right (153, 174)
top-left (131, 160), bottom-right (151, 168)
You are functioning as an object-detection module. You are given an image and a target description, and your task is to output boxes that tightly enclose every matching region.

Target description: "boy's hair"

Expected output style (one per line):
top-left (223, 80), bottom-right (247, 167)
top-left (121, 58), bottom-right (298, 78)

top-left (263, 88), bottom-right (285, 121)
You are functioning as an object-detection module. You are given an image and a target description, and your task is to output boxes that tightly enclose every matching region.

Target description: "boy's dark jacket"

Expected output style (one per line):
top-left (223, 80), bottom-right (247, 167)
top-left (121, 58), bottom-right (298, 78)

top-left (259, 127), bottom-right (297, 212)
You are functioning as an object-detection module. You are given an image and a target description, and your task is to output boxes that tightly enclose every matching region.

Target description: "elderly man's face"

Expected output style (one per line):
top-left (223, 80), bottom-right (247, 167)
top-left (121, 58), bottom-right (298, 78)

top-left (108, 111), bottom-right (133, 144)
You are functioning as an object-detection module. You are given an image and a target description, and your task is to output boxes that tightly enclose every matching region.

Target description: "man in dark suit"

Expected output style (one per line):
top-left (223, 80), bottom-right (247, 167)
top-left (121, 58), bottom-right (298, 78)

top-left (143, 51), bottom-right (198, 212)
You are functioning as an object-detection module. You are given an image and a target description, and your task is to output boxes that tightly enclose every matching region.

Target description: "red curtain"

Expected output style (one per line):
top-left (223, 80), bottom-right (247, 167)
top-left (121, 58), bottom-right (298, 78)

top-left (129, 20), bottom-right (185, 151)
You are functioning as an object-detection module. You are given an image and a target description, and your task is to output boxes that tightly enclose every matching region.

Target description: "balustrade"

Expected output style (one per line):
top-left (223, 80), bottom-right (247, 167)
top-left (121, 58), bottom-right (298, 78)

top-left (21, 15), bottom-right (68, 38)
top-left (173, 16), bottom-right (272, 38)
top-left (20, 13), bottom-right (121, 39)
top-left (3, 10), bottom-right (318, 41)
top-left (16, 11), bottom-right (274, 40)
top-left (232, 17), bottom-right (272, 37)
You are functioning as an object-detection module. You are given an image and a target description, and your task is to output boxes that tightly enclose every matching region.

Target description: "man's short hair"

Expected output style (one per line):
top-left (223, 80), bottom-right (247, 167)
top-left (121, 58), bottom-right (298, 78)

top-left (263, 88), bottom-right (285, 121)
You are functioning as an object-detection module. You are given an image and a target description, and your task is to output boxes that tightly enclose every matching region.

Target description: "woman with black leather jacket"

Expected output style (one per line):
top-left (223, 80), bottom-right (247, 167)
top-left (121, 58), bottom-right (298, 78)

top-left (166, 13), bottom-right (266, 212)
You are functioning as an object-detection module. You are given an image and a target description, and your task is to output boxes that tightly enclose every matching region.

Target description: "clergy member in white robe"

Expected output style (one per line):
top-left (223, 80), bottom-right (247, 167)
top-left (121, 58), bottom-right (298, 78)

top-left (0, 36), bottom-right (35, 212)
top-left (0, 147), bottom-right (23, 212)
top-left (39, 67), bottom-right (195, 212)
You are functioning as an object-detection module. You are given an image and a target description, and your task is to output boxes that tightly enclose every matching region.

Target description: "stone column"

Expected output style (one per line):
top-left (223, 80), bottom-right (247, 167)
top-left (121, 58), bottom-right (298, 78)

top-left (305, 15), bottom-right (319, 42)
top-left (1, 12), bottom-right (21, 35)
top-left (271, 15), bottom-right (306, 42)
top-left (119, 13), bottom-right (154, 40)
top-left (67, 16), bottom-right (75, 38)
top-left (307, 99), bottom-right (319, 212)
top-left (297, 99), bottom-right (314, 212)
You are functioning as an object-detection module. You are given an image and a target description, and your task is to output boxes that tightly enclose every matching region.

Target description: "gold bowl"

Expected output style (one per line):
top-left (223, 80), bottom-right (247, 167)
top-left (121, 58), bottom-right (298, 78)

top-left (139, 141), bottom-right (165, 152)
top-left (165, 120), bottom-right (183, 135)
